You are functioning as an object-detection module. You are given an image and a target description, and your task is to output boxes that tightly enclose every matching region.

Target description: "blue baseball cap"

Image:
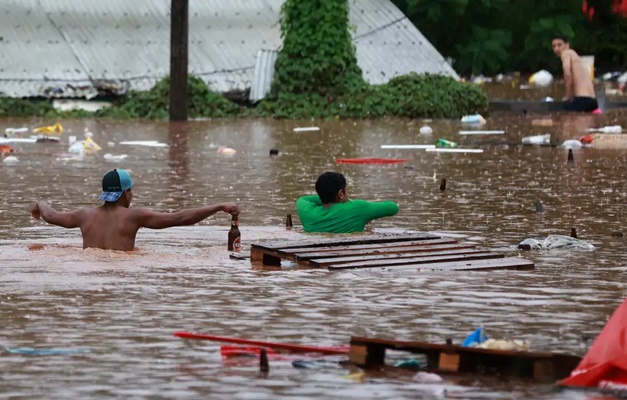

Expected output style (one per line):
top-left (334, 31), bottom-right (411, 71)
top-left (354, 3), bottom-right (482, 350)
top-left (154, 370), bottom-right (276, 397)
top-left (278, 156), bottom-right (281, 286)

top-left (98, 169), bottom-right (133, 202)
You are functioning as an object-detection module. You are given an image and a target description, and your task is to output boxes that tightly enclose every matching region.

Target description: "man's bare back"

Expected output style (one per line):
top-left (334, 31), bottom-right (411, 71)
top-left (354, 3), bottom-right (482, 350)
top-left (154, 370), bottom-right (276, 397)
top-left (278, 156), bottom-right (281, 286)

top-left (31, 169), bottom-right (240, 251)
top-left (560, 49), bottom-right (595, 98)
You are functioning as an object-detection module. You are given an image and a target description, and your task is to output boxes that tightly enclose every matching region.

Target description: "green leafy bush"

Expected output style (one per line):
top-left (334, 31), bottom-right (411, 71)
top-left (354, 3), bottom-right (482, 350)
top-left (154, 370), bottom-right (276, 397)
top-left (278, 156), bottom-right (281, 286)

top-left (260, 0), bottom-right (486, 119)
top-left (99, 75), bottom-right (244, 119)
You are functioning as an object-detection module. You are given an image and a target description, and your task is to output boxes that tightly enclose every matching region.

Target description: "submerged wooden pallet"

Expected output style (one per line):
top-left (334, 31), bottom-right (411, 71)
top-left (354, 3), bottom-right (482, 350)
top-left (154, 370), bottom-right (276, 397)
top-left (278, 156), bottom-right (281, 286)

top-left (250, 233), bottom-right (534, 271)
top-left (349, 336), bottom-right (581, 383)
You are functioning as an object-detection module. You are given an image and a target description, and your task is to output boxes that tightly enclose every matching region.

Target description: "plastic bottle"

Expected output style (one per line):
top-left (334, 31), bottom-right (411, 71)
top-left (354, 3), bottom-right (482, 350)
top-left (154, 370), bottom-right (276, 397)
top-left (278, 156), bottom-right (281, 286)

top-left (522, 134), bottom-right (550, 145)
top-left (435, 139), bottom-right (458, 148)
top-left (461, 114), bottom-right (486, 124)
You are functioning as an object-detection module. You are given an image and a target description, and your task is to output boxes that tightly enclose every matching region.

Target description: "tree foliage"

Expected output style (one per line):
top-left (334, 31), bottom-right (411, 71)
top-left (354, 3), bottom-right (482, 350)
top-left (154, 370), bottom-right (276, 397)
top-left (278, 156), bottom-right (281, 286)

top-left (393, 0), bottom-right (627, 75)
top-left (262, 0), bottom-right (487, 119)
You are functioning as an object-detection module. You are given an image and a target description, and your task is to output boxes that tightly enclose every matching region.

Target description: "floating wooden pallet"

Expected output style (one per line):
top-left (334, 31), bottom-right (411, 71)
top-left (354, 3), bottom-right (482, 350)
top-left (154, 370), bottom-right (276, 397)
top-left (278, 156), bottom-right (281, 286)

top-left (349, 336), bottom-right (581, 383)
top-left (250, 233), bottom-right (534, 271)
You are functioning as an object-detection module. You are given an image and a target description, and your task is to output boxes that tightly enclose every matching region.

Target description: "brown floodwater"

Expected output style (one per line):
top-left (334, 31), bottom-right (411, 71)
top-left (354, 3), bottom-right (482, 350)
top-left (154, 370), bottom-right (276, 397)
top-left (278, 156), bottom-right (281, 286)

top-left (1, 110), bottom-right (627, 399)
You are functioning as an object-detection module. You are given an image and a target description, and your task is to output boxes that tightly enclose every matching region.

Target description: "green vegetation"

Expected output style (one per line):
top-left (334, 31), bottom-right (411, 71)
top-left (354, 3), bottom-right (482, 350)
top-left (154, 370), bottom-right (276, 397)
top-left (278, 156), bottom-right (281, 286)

top-left (392, 0), bottom-right (627, 75)
top-left (259, 0), bottom-right (486, 119)
top-left (0, 0), bottom-right (494, 120)
top-left (99, 76), bottom-right (245, 119)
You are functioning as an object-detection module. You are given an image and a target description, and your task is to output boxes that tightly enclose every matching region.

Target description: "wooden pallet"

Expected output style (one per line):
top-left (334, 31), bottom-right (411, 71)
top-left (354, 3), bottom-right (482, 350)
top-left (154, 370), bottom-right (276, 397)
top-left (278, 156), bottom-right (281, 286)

top-left (349, 336), bottom-right (581, 383)
top-left (250, 233), bottom-right (534, 271)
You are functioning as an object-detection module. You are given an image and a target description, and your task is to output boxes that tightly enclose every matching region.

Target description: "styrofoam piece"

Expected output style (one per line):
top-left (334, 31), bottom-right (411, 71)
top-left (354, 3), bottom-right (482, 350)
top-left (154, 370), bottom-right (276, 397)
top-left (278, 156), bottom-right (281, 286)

top-left (458, 130), bottom-right (505, 135)
top-left (381, 144), bottom-right (436, 149)
top-left (0, 138), bottom-right (37, 144)
top-left (426, 148), bottom-right (484, 153)
top-left (119, 140), bottom-right (168, 147)
top-left (293, 127), bottom-right (320, 132)
top-left (5, 127), bottom-right (28, 133)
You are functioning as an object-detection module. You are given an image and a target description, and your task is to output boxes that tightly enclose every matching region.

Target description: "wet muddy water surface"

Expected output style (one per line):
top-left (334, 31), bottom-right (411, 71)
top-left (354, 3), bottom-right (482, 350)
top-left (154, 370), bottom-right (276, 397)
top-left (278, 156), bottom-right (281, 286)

top-left (1, 110), bottom-right (627, 399)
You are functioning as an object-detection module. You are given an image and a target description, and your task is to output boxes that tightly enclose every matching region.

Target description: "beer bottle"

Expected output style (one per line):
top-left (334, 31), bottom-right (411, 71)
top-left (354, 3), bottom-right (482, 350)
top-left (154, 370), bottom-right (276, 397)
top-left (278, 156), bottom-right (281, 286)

top-left (285, 213), bottom-right (293, 230)
top-left (228, 215), bottom-right (241, 252)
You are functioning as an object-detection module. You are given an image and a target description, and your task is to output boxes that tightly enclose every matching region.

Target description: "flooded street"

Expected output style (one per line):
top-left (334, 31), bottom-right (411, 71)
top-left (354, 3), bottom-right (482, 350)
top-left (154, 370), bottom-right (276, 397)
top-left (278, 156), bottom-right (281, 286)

top-left (1, 110), bottom-right (627, 399)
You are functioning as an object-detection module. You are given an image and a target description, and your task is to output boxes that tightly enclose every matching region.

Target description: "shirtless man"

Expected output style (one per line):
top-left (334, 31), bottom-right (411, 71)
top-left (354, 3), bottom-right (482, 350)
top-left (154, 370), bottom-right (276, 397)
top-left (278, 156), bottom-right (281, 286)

top-left (552, 35), bottom-right (598, 112)
top-left (30, 169), bottom-right (240, 251)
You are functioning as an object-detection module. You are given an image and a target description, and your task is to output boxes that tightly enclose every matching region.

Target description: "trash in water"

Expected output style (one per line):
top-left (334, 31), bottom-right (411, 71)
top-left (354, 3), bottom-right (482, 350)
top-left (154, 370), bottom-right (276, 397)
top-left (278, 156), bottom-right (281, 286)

top-left (561, 140), bottom-right (583, 149)
top-left (119, 140), bottom-right (168, 148)
top-left (381, 144), bottom-right (435, 149)
top-left (531, 119), bottom-right (554, 127)
top-left (0, 137), bottom-right (37, 144)
top-left (33, 123), bottom-right (63, 135)
top-left (419, 125), bottom-right (433, 135)
top-left (517, 235), bottom-right (595, 251)
top-left (461, 114), bottom-right (486, 125)
top-left (412, 372), bottom-right (444, 383)
top-left (293, 127), bottom-right (320, 133)
top-left (476, 339), bottom-right (530, 352)
top-left (394, 358), bottom-right (428, 369)
top-left (522, 134), bottom-right (551, 145)
top-left (4, 347), bottom-right (91, 356)
top-left (36, 137), bottom-right (60, 144)
top-left (461, 326), bottom-right (488, 347)
top-left (436, 139), bottom-right (458, 148)
top-left (529, 70), bottom-right (553, 87)
top-left (458, 130), bottom-right (504, 135)
top-left (586, 126), bottom-right (622, 133)
top-left (68, 136), bottom-right (77, 145)
top-left (542, 97), bottom-right (554, 102)
top-left (2, 155), bottom-right (19, 164)
top-left (84, 137), bottom-right (102, 153)
top-left (67, 137), bottom-right (102, 158)
top-left (4, 127), bottom-right (28, 135)
top-left (107, 141), bottom-right (115, 148)
top-left (0, 145), bottom-right (16, 155)
top-left (103, 153), bottom-right (128, 162)
top-left (217, 147), bottom-right (236, 156)
top-left (426, 148), bottom-right (483, 153)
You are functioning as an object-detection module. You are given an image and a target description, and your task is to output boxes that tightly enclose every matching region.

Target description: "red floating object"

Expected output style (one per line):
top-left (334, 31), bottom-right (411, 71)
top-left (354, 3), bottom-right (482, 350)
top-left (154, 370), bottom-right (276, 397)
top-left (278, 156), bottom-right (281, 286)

top-left (335, 158), bottom-right (408, 164)
top-left (173, 331), bottom-right (349, 355)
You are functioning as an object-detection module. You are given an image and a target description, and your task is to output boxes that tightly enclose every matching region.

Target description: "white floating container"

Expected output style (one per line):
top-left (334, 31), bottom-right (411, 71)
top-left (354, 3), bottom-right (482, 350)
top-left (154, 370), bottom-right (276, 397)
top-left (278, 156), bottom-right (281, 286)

top-left (381, 144), bottom-right (436, 149)
top-left (458, 130), bottom-right (505, 135)
top-left (0, 137), bottom-right (37, 144)
top-left (426, 148), bottom-right (484, 153)
top-left (119, 140), bottom-right (168, 148)
top-left (293, 127), bottom-right (320, 132)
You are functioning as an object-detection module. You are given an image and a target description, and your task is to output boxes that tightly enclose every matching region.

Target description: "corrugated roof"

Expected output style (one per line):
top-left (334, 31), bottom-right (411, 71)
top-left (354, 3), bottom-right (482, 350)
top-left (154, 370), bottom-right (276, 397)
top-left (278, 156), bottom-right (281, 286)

top-left (0, 0), bottom-right (456, 99)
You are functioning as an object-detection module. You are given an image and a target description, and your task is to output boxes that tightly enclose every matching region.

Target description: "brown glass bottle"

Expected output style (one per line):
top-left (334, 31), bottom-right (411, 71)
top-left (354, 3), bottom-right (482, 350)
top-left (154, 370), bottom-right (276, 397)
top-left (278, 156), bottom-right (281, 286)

top-left (228, 215), bottom-right (241, 252)
top-left (285, 213), bottom-right (293, 230)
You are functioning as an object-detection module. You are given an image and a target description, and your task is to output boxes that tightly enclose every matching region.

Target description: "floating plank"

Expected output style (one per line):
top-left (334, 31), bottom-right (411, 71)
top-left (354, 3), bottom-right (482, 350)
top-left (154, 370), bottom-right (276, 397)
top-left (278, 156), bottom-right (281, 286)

top-left (253, 233), bottom-right (439, 251)
top-left (380, 144), bottom-right (436, 149)
top-left (282, 238), bottom-right (457, 254)
top-left (458, 130), bottom-right (505, 135)
top-left (174, 332), bottom-right (348, 355)
top-left (293, 127), bottom-right (320, 132)
top-left (292, 243), bottom-right (477, 262)
top-left (309, 247), bottom-right (491, 267)
top-left (349, 336), bottom-right (580, 382)
top-left (336, 158), bottom-right (408, 164)
top-left (426, 148), bottom-right (484, 153)
top-left (326, 251), bottom-right (503, 270)
top-left (388, 257), bottom-right (534, 271)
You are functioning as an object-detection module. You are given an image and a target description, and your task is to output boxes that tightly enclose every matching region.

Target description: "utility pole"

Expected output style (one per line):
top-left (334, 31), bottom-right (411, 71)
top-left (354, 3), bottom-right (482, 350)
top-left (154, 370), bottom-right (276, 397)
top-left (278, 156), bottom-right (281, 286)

top-left (169, 0), bottom-right (189, 121)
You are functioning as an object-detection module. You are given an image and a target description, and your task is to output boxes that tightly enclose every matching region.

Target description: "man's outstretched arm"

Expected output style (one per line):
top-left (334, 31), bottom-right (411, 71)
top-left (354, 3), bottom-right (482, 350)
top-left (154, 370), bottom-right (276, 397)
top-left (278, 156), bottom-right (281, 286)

top-left (31, 201), bottom-right (85, 228)
top-left (133, 203), bottom-right (240, 230)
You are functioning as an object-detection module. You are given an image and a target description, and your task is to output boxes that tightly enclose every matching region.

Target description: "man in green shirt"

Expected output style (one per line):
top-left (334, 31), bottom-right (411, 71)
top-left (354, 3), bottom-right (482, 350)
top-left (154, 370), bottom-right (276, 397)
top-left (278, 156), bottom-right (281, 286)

top-left (296, 172), bottom-right (399, 233)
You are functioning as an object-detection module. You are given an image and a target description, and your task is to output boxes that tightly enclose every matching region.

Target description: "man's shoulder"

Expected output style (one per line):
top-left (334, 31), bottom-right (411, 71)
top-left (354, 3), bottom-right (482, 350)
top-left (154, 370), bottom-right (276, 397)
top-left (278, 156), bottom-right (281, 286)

top-left (562, 49), bottom-right (579, 59)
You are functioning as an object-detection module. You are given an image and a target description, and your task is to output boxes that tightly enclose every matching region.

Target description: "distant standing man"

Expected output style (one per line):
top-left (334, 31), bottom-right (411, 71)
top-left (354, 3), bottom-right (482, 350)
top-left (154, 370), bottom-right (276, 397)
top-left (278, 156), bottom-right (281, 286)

top-left (552, 35), bottom-right (598, 112)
